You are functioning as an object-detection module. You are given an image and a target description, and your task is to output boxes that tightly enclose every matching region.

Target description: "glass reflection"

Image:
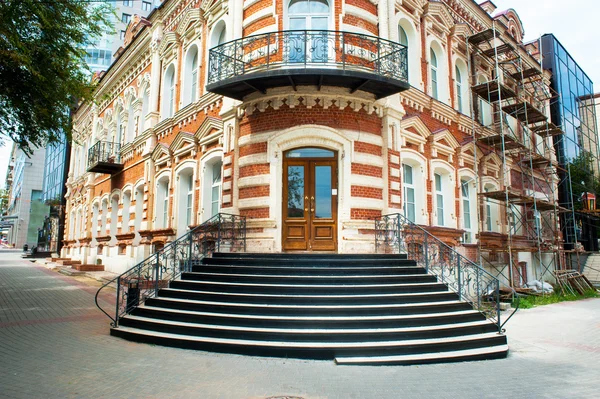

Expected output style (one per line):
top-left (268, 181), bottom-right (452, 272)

top-left (286, 148), bottom-right (334, 158)
top-left (287, 166), bottom-right (305, 218)
top-left (314, 165), bottom-right (332, 218)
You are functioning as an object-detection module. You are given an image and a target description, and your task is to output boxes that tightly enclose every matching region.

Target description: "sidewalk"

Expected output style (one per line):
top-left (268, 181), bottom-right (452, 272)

top-left (1, 252), bottom-right (599, 399)
top-left (34, 256), bottom-right (119, 285)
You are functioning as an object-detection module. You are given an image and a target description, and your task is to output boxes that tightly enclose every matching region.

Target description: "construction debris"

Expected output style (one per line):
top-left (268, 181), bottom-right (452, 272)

top-left (524, 280), bottom-right (554, 294)
top-left (553, 270), bottom-right (598, 295)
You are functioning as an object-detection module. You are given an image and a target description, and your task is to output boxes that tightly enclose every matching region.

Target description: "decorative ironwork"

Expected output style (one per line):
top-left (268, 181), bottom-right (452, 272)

top-left (87, 141), bottom-right (122, 170)
top-left (375, 213), bottom-right (504, 332)
top-left (95, 213), bottom-right (246, 327)
top-left (207, 30), bottom-right (408, 86)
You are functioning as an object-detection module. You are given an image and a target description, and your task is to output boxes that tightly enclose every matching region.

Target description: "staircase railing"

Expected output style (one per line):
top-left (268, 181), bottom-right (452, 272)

top-left (375, 213), bottom-right (504, 332)
top-left (95, 213), bottom-right (246, 327)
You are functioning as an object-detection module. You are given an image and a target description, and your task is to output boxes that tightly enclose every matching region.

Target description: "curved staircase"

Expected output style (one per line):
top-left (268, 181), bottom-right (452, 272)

top-left (111, 252), bottom-right (508, 365)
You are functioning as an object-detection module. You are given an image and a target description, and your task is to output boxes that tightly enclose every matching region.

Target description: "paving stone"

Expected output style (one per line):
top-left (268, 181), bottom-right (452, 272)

top-left (0, 251), bottom-right (599, 399)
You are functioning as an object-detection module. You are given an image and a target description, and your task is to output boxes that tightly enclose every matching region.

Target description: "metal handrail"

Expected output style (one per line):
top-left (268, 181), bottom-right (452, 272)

top-left (207, 29), bottom-right (408, 85)
top-left (94, 213), bottom-right (246, 327)
top-left (87, 140), bottom-right (121, 169)
top-left (375, 213), bottom-right (509, 332)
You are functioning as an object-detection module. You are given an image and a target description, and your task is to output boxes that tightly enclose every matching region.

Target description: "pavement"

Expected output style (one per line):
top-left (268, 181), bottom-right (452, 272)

top-left (0, 251), bottom-right (599, 399)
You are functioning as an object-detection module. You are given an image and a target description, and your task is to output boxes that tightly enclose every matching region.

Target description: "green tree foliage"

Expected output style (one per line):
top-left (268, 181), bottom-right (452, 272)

top-left (0, 0), bottom-right (112, 154)
top-left (0, 189), bottom-right (9, 215)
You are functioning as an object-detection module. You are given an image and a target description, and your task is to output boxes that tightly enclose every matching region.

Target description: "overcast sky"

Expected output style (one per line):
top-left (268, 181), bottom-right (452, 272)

top-left (0, 0), bottom-right (598, 190)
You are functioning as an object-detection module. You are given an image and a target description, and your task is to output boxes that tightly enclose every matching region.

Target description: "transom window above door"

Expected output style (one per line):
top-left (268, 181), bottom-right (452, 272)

top-left (286, 148), bottom-right (334, 158)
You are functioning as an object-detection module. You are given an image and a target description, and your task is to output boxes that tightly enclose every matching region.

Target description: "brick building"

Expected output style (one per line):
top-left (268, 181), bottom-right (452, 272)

top-left (64, 0), bottom-right (561, 286)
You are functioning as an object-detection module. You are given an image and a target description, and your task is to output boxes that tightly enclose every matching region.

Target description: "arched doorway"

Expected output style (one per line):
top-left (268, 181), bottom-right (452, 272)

top-left (282, 147), bottom-right (337, 251)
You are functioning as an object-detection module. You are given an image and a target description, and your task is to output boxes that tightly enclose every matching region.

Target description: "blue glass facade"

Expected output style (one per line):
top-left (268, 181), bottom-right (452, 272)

top-left (42, 137), bottom-right (69, 203)
top-left (39, 134), bottom-right (70, 252)
top-left (541, 34), bottom-right (600, 250)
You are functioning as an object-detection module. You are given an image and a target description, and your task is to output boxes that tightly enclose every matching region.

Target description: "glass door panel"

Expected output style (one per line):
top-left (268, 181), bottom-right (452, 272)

top-left (289, 17), bottom-right (306, 63)
top-left (287, 165), bottom-right (305, 218)
top-left (314, 165), bottom-right (332, 218)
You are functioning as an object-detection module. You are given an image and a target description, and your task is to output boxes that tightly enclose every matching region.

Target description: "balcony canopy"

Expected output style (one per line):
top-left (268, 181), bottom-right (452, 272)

top-left (206, 30), bottom-right (410, 101)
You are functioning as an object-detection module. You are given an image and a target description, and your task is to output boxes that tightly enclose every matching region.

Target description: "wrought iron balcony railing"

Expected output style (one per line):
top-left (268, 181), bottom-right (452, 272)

top-left (87, 141), bottom-right (123, 174)
top-left (207, 30), bottom-right (409, 100)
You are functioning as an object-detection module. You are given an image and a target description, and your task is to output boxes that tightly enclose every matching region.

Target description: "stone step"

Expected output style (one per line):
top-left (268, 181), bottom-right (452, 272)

top-left (55, 259), bottom-right (81, 266)
top-left (73, 264), bottom-right (105, 272)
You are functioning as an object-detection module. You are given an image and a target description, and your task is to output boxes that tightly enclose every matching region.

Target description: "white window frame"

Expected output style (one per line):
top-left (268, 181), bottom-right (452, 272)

top-left (402, 163), bottom-right (416, 223)
top-left (122, 190), bottom-right (132, 234)
top-left (455, 66), bottom-right (463, 113)
top-left (430, 48), bottom-right (438, 100)
top-left (162, 64), bottom-right (176, 119)
top-left (435, 173), bottom-right (444, 226)
top-left (201, 153), bottom-right (223, 222)
top-left (155, 176), bottom-right (170, 229)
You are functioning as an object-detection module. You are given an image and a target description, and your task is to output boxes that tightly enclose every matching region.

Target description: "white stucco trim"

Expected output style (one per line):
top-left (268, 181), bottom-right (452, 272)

top-left (266, 124), bottom-right (353, 252)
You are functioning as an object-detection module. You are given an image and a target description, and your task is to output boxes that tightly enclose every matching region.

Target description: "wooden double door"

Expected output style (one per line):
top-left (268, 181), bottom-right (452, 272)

top-left (282, 148), bottom-right (338, 251)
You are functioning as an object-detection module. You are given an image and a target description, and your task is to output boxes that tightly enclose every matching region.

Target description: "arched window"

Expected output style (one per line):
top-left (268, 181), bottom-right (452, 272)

top-left (430, 48), bottom-right (438, 100)
top-left (155, 177), bottom-right (170, 229)
top-left (110, 195), bottom-right (119, 236)
top-left (398, 26), bottom-right (408, 47)
top-left (126, 102), bottom-right (135, 143)
top-left (202, 157), bottom-right (222, 221)
top-left (92, 202), bottom-right (99, 239)
top-left (140, 88), bottom-right (149, 135)
top-left (122, 191), bottom-right (131, 233)
top-left (217, 27), bottom-right (226, 45)
top-left (403, 164), bottom-right (416, 223)
top-left (432, 166), bottom-right (454, 228)
top-left (115, 111), bottom-right (123, 146)
top-left (483, 184), bottom-right (500, 232)
top-left (455, 66), bottom-right (463, 113)
top-left (75, 209), bottom-right (82, 239)
top-left (176, 169), bottom-right (194, 236)
top-left (69, 210), bottom-right (75, 240)
top-left (461, 178), bottom-right (473, 243)
top-left (183, 46), bottom-right (199, 107)
top-left (134, 185), bottom-right (144, 233)
top-left (434, 172), bottom-right (444, 226)
top-left (477, 76), bottom-right (492, 126)
top-left (101, 198), bottom-right (108, 235)
top-left (288, 0), bottom-right (330, 30)
top-left (162, 65), bottom-right (176, 119)
top-left (398, 20), bottom-right (420, 88)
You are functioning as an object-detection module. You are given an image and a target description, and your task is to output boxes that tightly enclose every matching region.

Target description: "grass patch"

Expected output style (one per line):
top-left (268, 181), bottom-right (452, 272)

top-left (513, 290), bottom-right (599, 309)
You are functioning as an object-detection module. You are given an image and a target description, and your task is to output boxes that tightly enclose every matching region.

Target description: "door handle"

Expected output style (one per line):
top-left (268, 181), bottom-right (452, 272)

top-left (310, 196), bottom-right (315, 213)
top-left (305, 196), bottom-right (309, 213)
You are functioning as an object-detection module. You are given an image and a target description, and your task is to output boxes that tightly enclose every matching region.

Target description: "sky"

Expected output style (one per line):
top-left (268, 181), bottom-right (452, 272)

top-left (0, 0), bottom-right (598, 190)
top-left (492, 0), bottom-right (600, 85)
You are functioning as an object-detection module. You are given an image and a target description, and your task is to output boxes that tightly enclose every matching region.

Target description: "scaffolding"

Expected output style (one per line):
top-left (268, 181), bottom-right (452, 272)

top-left (467, 23), bottom-right (564, 288)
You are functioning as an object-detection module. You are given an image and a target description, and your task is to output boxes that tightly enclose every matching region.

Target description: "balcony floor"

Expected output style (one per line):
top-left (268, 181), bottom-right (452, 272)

top-left (206, 68), bottom-right (410, 101)
top-left (87, 161), bottom-right (124, 174)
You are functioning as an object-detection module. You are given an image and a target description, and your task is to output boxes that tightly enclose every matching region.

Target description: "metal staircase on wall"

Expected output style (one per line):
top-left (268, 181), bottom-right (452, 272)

top-left (96, 213), bottom-right (513, 365)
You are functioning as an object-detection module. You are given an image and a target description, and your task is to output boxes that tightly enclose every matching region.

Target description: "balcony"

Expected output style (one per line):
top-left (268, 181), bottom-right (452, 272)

top-left (87, 141), bottom-right (123, 174)
top-left (206, 30), bottom-right (409, 101)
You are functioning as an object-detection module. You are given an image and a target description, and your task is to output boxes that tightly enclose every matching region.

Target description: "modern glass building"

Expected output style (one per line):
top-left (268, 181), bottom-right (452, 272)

top-left (541, 34), bottom-right (600, 251)
top-left (39, 136), bottom-right (70, 252)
